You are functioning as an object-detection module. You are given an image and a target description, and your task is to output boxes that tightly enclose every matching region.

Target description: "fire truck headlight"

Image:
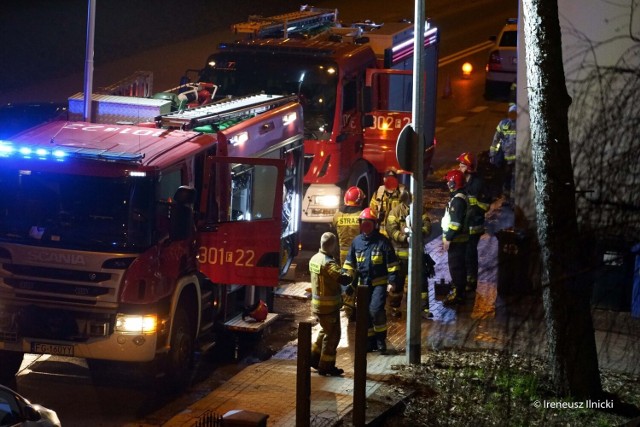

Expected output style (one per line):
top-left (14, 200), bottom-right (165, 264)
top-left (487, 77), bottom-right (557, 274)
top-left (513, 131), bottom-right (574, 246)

top-left (115, 314), bottom-right (157, 334)
top-left (315, 195), bottom-right (340, 208)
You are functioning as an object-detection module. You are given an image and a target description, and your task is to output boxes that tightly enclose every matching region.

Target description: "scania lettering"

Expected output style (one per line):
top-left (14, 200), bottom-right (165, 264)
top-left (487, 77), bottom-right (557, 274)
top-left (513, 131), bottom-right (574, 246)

top-left (0, 92), bottom-right (304, 388)
top-left (186, 6), bottom-right (440, 225)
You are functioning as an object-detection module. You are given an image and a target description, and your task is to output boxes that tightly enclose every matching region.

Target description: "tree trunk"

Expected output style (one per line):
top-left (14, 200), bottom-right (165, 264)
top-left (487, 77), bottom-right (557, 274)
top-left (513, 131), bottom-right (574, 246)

top-left (522, 0), bottom-right (602, 398)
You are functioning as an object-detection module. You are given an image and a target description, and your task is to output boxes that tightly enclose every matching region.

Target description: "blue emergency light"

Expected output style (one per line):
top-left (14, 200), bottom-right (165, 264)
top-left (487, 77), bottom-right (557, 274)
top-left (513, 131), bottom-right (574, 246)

top-left (0, 140), bottom-right (144, 163)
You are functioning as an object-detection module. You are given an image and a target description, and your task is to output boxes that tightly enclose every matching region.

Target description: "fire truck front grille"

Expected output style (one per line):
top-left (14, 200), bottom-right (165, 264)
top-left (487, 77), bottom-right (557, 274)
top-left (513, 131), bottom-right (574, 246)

top-left (5, 278), bottom-right (110, 299)
top-left (5, 264), bottom-right (111, 283)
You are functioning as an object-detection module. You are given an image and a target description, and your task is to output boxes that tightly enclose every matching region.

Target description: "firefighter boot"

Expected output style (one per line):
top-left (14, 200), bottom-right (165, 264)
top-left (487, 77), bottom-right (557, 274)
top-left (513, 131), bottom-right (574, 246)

top-left (376, 332), bottom-right (388, 355)
top-left (310, 350), bottom-right (320, 370)
top-left (443, 288), bottom-right (463, 306)
top-left (465, 279), bottom-right (477, 294)
top-left (367, 336), bottom-right (378, 353)
top-left (421, 292), bottom-right (433, 320)
top-left (318, 366), bottom-right (345, 377)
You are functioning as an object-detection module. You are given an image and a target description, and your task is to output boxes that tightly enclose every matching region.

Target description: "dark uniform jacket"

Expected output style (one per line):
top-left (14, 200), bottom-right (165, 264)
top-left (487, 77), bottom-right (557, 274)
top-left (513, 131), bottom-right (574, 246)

top-left (442, 190), bottom-right (469, 243)
top-left (465, 173), bottom-right (490, 235)
top-left (343, 230), bottom-right (400, 290)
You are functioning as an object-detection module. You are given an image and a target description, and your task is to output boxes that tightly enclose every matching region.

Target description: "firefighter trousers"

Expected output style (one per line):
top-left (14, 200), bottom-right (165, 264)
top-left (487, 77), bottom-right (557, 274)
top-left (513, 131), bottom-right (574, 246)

top-left (448, 241), bottom-right (468, 296)
top-left (311, 310), bottom-right (342, 370)
top-left (465, 233), bottom-right (481, 288)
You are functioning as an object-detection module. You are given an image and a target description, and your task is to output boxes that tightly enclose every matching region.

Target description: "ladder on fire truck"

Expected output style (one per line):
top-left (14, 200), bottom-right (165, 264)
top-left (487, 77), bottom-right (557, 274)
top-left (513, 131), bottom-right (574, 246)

top-left (156, 93), bottom-right (298, 131)
top-left (232, 6), bottom-right (337, 39)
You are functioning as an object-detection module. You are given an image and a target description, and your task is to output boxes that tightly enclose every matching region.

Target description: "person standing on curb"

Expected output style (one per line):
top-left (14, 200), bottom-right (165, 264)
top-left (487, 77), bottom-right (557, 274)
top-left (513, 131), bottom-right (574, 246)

top-left (309, 232), bottom-right (353, 376)
top-left (489, 103), bottom-right (517, 206)
top-left (441, 169), bottom-right (469, 306)
top-left (369, 170), bottom-right (406, 237)
top-left (331, 186), bottom-right (366, 320)
top-left (385, 190), bottom-right (434, 318)
top-left (457, 152), bottom-right (490, 294)
top-left (343, 208), bottom-right (400, 354)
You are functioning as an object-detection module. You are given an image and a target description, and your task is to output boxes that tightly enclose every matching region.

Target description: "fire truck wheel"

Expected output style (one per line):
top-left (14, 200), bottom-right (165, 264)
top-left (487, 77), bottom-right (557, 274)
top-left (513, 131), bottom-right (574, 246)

top-left (165, 307), bottom-right (194, 389)
top-left (0, 351), bottom-right (23, 383)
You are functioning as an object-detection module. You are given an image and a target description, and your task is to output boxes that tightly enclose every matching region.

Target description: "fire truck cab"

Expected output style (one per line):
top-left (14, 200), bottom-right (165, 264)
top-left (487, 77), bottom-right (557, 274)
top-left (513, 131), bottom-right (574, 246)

top-left (0, 93), bottom-right (304, 387)
top-left (189, 6), bottom-right (439, 225)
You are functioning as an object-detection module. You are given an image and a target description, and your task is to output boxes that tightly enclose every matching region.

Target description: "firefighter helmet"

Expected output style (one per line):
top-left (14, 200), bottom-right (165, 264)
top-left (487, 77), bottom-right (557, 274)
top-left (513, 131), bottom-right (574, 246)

top-left (383, 170), bottom-right (399, 192)
top-left (358, 207), bottom-right (377, 221)
top-left (242, 300), bottom-right (268, 322)
top-left (445, 169), bottom-right (465, 191)
top-left (344, 186), bottom-right (365, 207)
top-left (456, 152), bottom-right (475, 172)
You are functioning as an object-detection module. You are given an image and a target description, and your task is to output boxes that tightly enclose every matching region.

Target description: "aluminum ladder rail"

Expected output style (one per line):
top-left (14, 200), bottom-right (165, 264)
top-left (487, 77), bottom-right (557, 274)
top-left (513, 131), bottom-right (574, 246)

top-left (232, 7), bottom-right (337, 39)
top-left (156, 93), bottom-right (297, 130)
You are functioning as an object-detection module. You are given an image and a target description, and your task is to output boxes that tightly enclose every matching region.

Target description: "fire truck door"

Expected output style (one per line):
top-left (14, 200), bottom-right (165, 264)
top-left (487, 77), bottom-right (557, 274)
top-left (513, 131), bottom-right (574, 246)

top-left (198, 156), bottom-right (285, 286)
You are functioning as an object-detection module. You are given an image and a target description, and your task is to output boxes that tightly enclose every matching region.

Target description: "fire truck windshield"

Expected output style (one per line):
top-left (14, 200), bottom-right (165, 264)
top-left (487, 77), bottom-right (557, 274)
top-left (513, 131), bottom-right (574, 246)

top-left (0, 168), bottom-right (155, 252)
top-left (199, 52), bottom-right (337, 140)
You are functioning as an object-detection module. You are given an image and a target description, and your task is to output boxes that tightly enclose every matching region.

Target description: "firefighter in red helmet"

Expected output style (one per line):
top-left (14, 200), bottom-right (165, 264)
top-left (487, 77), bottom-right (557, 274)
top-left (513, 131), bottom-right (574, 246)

top-left (343, 208), bottom-right (400, 354)
top-left (441, 169), bottom-right (469, 306)
top-left (457, 152), bottom-right (490, 294)
top-left (369, 170), bottom-right (406, 237)
top-left (331, 186), bottom-right (366, 320)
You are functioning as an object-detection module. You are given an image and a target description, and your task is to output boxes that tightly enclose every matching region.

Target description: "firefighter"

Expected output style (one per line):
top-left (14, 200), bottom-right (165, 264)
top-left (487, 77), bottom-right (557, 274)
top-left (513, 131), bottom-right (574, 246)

top-left (457, 152), bottom-right (490, 293)
top-left (343, 208), bottom-right (400, 354)
top-left (309, 232), bottom-right (353, 376)
top-left (331, 186), bottom-right (366, 320)
top-left (385, 190), bottom-right (433, 318)
top-left (442, 169), bottom-right (469, 306)
top-left (369, 170), bottom-right (406, 237)
top-left (489, 103), bottom-right (517, 205)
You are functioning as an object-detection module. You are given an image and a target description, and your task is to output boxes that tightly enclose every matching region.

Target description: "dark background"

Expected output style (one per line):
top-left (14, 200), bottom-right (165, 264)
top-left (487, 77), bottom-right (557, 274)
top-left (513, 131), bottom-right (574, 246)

top-left (0, 0), bottom-right (294, 93)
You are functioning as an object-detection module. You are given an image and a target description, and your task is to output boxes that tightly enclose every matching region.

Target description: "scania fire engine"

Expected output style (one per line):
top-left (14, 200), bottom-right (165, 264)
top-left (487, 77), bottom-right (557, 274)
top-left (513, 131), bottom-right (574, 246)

top-left (184, 6), bottom-right (439, 225)
top-left (0, 92), bottom-right (304, 387)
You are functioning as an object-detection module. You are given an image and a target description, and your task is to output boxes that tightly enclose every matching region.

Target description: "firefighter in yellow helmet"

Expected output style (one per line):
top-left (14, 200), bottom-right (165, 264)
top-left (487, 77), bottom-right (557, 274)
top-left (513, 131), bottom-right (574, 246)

top-left (309, 232), bottom-right (352, 376)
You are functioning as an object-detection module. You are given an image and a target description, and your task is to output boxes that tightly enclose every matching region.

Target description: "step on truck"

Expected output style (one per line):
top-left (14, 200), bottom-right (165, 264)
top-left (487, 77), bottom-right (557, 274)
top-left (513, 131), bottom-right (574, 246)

top-left (0, 92), bottom-right (304, 387)
top-left (185, 5), bottom-right (440, 226)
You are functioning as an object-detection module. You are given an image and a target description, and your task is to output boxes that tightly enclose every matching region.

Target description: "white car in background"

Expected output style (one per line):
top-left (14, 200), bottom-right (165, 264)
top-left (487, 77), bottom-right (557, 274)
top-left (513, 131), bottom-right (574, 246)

top-left (485, 18), bottom-right (517, 99)
top-left (0, 384), bottom-right (61, 426)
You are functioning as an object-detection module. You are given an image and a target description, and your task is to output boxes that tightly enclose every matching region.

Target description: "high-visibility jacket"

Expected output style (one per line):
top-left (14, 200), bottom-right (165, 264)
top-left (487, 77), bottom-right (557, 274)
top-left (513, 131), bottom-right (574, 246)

top-left (465, 173), bottom-right (490, 235)
top-left (386, 203), bottom-right (431, 259)
top-left (490, 118), bottom-right (516, 164)
top-left (309, 250), bottom-right (351, 315)
top-left (343, 230), bottom-right (400, 289)
top-left (442, 191), bottom-right (469, 243)
top-left (369, 184), bottom-right (406, 236)
top-left (331, 208), bottom-right (362, 265)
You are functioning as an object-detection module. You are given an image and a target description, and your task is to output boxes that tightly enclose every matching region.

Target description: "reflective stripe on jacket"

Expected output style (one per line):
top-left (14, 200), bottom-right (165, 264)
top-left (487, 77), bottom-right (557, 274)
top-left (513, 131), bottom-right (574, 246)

top-left (442, 192), bottom-right (469, 243)
top-left (309, 250), bottom-right (348, 315)
top-left (343, 230), bottom-right (399, 288)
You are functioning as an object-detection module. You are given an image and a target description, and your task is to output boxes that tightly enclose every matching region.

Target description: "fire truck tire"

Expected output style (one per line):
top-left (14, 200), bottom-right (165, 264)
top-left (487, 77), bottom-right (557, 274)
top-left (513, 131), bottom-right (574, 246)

top-left (346, 160), bottom-right (376, 205)
top-left (0, 350), bottom-right (23, 382)
top-left (165, 306), bottom-right (194, 389)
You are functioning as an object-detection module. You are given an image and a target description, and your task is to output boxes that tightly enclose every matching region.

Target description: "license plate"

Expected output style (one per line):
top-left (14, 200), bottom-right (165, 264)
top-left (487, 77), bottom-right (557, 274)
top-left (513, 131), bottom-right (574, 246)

top-left (31, 342), bottom-right (74, 357)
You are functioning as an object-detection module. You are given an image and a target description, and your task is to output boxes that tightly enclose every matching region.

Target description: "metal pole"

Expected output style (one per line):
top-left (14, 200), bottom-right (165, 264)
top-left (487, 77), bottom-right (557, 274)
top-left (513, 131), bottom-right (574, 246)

top-left (296, 321), bottom-right (311, 426)
top-left (352, 285), bottom-right (370, 426)
top-left (83, 0), bottom-right (96, 122)
top-left (407, 0), bottom-right (426, 364)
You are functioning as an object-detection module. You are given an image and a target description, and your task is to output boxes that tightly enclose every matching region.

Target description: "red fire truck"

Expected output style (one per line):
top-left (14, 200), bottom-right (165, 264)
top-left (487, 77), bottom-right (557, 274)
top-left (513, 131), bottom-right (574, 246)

top-left (0, 93), bottom-right (304, 387)
top-left (186, 6), bottom-right (439, 225)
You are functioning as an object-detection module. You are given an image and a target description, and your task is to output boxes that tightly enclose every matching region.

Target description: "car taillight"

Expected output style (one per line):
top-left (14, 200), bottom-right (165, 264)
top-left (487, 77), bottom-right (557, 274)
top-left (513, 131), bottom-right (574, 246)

top-left (487, 51), bottom-right (502, 71)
